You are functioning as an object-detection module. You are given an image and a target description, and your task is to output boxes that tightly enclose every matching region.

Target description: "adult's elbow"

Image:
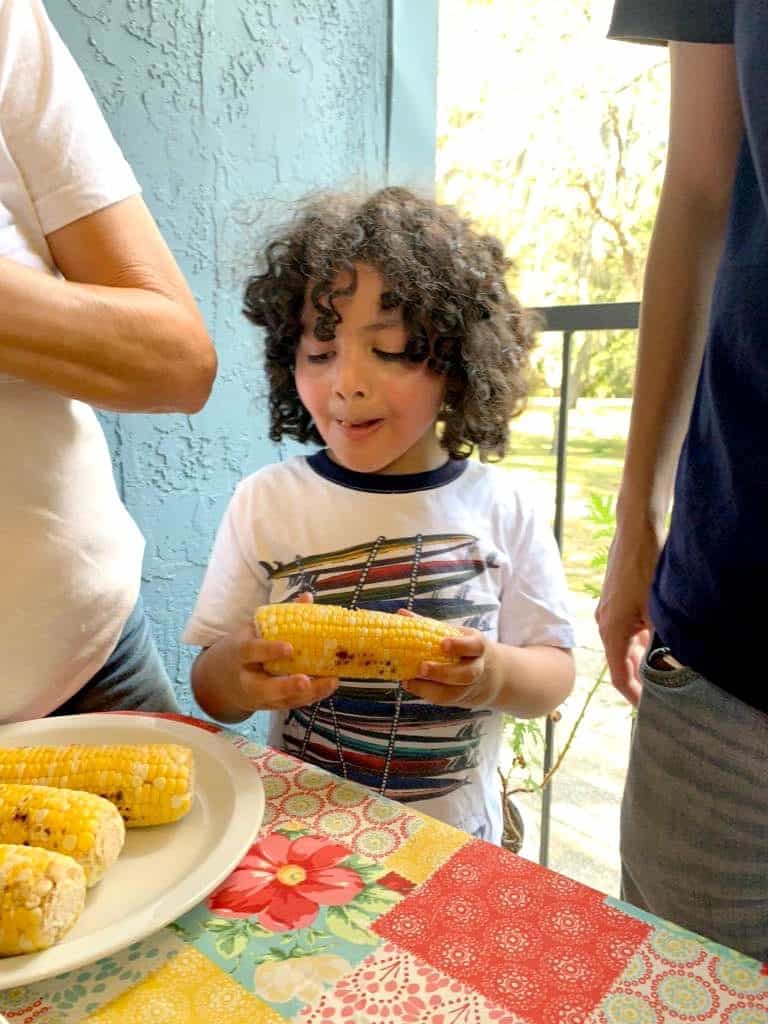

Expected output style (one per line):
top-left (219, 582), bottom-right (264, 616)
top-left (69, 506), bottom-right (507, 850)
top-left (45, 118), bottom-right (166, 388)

top-left (171, 317), bottom-right (217, 413)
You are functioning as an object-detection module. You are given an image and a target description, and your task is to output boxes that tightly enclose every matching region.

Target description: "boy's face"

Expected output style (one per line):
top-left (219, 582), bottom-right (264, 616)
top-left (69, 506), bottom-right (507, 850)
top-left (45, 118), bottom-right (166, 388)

top-left (295, 264), bottom-right (446, 475)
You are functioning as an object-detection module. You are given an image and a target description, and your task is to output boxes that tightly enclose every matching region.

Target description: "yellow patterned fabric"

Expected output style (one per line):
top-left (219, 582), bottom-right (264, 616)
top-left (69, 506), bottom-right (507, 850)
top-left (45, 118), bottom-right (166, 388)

top-left (382, 810), bottom-right (471, 883)
top-left (83, 947), bottom-right (284, 1024)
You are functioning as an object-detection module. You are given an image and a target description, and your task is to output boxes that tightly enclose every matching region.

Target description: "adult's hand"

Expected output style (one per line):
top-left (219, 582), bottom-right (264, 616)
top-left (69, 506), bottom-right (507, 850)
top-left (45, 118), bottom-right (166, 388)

top-left (595, 518), bottom-right (660, 706)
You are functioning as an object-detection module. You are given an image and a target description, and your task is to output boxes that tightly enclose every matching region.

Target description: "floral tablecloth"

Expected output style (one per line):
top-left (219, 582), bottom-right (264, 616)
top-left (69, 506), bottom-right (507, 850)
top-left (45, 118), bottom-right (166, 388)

top-left (2, 714), bottom-right (766, 1024)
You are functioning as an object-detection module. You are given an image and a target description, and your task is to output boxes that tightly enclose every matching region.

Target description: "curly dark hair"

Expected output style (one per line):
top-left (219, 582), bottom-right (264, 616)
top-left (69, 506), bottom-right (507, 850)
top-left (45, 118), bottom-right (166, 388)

top-left (243, 186), bottom-right (538, 460)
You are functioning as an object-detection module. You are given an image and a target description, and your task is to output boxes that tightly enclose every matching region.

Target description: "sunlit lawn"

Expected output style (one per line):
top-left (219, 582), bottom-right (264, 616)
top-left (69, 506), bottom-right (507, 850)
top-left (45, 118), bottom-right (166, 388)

top-left (498, 397), bottom-right (630, 595)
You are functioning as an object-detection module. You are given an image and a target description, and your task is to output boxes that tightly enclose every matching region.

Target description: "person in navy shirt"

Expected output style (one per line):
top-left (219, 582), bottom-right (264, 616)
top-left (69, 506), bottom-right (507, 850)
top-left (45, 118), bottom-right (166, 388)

top-left (597, 1), bottom-right (768, 959)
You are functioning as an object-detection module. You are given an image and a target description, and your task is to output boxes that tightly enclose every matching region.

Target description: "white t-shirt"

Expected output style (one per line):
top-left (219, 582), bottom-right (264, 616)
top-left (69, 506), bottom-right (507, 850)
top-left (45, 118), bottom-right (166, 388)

top-left (184, 453), bottom-right (575, 841)
top-left (0, 0), bottom-right (144, 721)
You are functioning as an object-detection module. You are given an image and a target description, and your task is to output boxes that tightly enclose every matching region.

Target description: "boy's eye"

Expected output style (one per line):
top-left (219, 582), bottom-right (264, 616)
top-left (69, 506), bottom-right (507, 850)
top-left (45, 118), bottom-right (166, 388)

top-left (305, 351), bottom-right (333, 363)
top-left (373, 349), bottom-right (407, 362)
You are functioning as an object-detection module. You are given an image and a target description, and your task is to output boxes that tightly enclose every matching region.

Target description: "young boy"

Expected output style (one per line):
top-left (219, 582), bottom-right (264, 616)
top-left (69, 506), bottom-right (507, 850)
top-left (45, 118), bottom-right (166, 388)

top-left (183, 187), bottom-right (575, 842)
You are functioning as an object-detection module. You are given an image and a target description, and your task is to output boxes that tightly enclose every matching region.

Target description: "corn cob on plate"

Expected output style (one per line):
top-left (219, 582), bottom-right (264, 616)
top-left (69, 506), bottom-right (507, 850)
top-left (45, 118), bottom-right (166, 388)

top-left (255, 602), bottom-right (463, 680)
top-left (0, 844), bottom-right (86, 955)
top-left (0, 784), bottom-right (124, 886)
top-left (0, 743), bottom-right (195, 826)
top-left (0, 714), bottom-right (264, 988)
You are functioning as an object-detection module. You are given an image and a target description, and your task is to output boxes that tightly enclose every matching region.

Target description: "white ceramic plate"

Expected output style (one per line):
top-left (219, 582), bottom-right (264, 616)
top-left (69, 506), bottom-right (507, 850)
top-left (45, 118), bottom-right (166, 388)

top-left (0, 713), bottom-right (264, 989)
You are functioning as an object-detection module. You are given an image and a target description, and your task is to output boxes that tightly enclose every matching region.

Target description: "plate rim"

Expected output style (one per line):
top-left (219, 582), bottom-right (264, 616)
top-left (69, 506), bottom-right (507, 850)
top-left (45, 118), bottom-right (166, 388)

top-left (0, 713), bottom-right (263, 991)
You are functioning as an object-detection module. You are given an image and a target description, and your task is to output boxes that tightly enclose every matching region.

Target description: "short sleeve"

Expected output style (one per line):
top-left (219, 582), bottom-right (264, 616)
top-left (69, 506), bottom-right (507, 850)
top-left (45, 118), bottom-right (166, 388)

top-left (498, 501), bottom-right (575, 651)
top-left (182, 482), bottom-right (270, 648)
top-left (0, 0), bottom-right (140, 235)
top-left (608, 0), bottom-right (734, 45)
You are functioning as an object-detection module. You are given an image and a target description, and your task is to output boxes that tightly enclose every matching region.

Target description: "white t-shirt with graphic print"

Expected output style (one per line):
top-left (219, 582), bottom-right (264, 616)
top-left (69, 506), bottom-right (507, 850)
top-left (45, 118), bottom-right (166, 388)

top-left (184, 452), bottom-right (575, 842)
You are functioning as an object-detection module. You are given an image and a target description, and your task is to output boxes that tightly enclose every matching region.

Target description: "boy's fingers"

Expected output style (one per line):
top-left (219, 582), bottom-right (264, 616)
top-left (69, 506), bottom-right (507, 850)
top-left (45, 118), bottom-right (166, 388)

top-left (441, 634), bottom-right (484, 657)
top-left (273, 674), bottom-right (338, 709)
top-left (307, 676), bottom-right (339, 702)
top-left (294, 591), bottom-right (314, 604)
top-left (247, 673), bottom-right (339, 710)
top-left (237, 670), bottom-right (306, 710)
top-left (419, 662), bottom-right (477, 686)
top-left (240, 639), bottom-right (292, 667)
top-left (405, 679), bottom-right (465, 706)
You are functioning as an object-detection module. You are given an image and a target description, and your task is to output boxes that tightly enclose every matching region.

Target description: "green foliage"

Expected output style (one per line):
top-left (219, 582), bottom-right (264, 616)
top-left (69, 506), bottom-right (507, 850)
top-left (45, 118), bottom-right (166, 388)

top-left (584, 492), bottom-right (616, 597)
top-left (503, 715), bottom-right (544, 791)
top-left (500, 482), bottom-right (618, 812)
top-left (589, 333), bottom-right (637, 397)
top-left (438, 0), bottom-right (666, 398)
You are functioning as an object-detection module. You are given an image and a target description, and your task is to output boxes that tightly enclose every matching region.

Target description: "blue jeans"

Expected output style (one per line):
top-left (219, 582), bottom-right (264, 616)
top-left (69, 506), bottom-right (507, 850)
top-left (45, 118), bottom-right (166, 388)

top-left (621, 654), bottom-right (768, 960)
top-left (51, 596), bottom-right (179, 716)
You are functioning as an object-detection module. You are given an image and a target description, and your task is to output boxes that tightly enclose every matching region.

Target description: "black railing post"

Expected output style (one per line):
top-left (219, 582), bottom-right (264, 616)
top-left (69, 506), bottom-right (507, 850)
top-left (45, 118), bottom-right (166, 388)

top-left (529, 304), bottom-right (638, 871)
top-left (553, 330), bottom-right (573, 549)
top-left (539, 328), bottom-right (573, 868)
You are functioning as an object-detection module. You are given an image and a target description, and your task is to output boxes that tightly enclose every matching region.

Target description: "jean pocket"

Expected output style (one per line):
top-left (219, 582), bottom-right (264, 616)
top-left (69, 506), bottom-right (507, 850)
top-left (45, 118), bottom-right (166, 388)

top-left (640, 657), bottom-right (699, 690)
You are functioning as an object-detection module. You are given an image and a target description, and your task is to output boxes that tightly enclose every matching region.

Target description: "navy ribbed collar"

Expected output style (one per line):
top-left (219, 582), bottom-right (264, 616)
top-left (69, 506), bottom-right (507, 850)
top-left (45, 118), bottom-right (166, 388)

top-left (306, 449), bottom-right (467, 494)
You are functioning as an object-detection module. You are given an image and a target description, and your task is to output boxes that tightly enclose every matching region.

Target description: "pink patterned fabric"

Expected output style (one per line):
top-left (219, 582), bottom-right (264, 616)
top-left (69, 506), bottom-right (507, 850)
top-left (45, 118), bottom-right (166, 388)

top-left (242, 748), bottom-right (421, 860)
top-left (373, 840), bottom-right (650, 1021)
top-left (296, 940), bottom-right (526, 1023)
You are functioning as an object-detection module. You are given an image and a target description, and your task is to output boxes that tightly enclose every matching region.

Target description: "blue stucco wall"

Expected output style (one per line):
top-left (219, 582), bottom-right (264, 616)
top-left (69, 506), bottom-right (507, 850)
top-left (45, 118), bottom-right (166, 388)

top-left (46, 0), bottom-right (436, 729)
top-left (46, 1), bottom-right (385, 724)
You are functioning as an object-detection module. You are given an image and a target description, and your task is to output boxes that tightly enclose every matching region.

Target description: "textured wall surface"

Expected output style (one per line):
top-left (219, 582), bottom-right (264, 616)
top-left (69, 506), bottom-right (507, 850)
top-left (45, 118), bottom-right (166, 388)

top-left (47, 0), bottom-right (392, 729)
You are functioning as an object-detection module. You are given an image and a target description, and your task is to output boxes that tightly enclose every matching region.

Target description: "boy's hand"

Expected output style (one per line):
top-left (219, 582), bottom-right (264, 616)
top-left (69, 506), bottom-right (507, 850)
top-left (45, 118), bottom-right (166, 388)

top-left (398, 612), bottom-right (496, 708)
top-left (231, 620), bottom-right (339, 712)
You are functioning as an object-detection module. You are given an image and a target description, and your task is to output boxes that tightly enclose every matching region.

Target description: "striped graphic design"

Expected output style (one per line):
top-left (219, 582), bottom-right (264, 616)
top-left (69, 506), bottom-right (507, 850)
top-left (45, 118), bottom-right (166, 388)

top-left (265, 532), bottom-right (500, 801)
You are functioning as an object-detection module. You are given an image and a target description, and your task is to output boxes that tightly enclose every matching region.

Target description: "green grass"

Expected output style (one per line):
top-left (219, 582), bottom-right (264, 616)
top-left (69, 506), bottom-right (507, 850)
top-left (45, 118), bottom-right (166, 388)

top-left (498, 398), bottom-right (630, 595)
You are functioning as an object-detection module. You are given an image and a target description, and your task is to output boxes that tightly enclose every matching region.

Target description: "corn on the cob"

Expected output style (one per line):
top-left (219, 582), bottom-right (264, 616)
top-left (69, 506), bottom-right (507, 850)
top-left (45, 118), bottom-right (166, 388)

top-left (0, 745), bottom-right (194, 828)
top-left (255, 603), bottom-right (463, 680)
top-left (0, 784), bottom-right (124, 887)
top-left (0, 843), bottom-right (86, 955)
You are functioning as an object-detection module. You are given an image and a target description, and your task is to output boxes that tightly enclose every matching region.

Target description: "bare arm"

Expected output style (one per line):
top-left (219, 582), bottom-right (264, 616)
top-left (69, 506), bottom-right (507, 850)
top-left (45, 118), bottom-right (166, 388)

top-left (596, 42), bottom-right (743, 702)
top-left (618, 43), bottom-right (743, 525)
top-left (406, 634), bottom-right (575, 717)
top-left (480, 642), bottom-right (574, 717)
top-left (0, 196), bottom-right (216, 412)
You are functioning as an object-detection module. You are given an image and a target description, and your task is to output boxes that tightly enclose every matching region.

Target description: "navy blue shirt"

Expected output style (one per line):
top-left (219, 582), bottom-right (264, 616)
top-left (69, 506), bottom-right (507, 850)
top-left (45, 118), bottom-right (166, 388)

top-left (610, 1), bottom-right (768, 710)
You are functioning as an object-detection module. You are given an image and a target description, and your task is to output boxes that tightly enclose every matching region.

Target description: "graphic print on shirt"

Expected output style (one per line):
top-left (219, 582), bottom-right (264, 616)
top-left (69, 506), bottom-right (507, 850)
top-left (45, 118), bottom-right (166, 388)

top-left (261, 533), bottom-right (500, 802)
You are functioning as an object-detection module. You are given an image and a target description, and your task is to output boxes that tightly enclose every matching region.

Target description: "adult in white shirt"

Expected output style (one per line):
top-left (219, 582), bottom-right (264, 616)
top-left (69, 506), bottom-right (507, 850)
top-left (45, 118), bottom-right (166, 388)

top-left (0, 0), bottom-right (216, 722)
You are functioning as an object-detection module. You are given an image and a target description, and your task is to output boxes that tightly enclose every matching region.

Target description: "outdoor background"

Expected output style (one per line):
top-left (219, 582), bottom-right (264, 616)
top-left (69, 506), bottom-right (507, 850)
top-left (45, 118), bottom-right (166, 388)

top-left (436, 0), bottom-right (669, 893)
top-left (49, 0), bottom-right (671, 900)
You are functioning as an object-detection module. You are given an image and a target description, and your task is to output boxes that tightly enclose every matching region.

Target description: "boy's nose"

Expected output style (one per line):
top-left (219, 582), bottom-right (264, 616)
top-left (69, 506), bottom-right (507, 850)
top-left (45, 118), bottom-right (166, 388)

top-left (333, 352), bottom-right (368, 399)
top-left (334, 381), bottom-right (367, 399)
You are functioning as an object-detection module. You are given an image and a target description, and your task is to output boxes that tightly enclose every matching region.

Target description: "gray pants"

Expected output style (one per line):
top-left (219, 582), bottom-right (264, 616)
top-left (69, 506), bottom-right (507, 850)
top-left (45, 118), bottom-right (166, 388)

top-left (621, 656), bottom-right (768, 960)
top-left (51, 596), bottom-right (179, 716)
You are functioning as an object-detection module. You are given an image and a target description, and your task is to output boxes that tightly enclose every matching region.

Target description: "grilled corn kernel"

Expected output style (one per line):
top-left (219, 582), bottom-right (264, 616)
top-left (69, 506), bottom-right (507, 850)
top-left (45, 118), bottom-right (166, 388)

top-left (0, 745), bottom-right (194, 828)
top-left (256, 603), bottom-right (462, 680)
top-left (0, 783), bottom-right (124, 886)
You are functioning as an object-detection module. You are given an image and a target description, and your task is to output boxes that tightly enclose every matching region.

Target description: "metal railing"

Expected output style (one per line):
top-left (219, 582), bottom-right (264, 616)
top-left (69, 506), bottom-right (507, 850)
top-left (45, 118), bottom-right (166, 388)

top-left (532, 301), bottom-right (639, 867)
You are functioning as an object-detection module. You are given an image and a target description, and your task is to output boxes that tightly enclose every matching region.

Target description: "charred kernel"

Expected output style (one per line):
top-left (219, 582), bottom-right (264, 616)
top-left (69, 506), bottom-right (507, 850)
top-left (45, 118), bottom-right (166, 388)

top-left (0, 746), bottom-right (194, 829)
top-left (0, 783), bottom-right (125, 886)
top-left (256, 603), bottom-right (462, 680)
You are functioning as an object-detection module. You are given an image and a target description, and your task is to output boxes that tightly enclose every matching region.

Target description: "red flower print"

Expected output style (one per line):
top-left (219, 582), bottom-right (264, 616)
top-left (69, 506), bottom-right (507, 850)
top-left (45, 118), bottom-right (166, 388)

top-left (208, 832), bottom-right (364, 931)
